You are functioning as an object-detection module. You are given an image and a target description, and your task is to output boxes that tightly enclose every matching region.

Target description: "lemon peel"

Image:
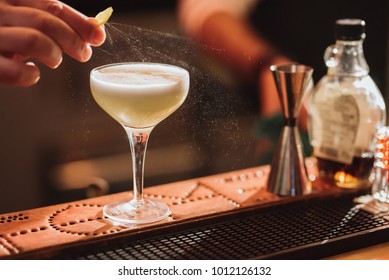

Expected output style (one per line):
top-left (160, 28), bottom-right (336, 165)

top-left (95, 7), bottom-right (113, 26)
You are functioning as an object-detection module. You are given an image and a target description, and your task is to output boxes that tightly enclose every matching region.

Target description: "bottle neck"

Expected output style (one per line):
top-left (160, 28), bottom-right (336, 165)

top-left (325, 40), bottom-right (369, 77)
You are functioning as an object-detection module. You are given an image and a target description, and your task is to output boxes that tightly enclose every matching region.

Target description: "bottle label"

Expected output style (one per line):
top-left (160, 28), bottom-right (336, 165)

top-left (313, 94), bottom-right (359, 164)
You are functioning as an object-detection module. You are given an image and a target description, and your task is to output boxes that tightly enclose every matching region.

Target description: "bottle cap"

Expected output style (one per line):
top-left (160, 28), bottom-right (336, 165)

top-left (335, 19), bottom-right (366, 41)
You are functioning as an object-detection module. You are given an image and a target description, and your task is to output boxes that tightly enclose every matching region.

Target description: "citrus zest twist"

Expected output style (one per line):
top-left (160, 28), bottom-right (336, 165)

top-left (95, 7), bottom-right (113, 26)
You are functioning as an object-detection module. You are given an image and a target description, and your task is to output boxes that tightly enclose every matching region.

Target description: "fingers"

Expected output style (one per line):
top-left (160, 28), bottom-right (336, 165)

top-left (0, 27), bottom-right (63, 68)
top-left (0, 0), bottom-right (107, 86)
top-left (0, 5), bottom-right (93, 62)
top-left (8, 0), bottom-right (106, 46)
top-left (0, 56), bottom-right (40, 87)
top-left (0, 26), bottom-right (63, 86)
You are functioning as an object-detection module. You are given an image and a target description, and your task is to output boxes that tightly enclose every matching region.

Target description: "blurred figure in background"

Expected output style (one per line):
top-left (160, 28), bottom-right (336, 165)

top-left (178, 0), bottom-right (295, 164)
top-left (178, 0), bottom-right (289, 118)
top-left (178, 0), bottom-right (388, 164)
top-left (0, 0), bottom-right (106, 87)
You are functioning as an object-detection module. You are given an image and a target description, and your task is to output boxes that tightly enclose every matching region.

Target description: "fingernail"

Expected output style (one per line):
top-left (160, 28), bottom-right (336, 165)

top-left (90, 26), bottom-right (106, 46)
top-left (87, 17), bottom-right (100, 26)
top-left (33, 74), bottom-right (41, 84)
top-left (82, 44), bottom-right (92, 61)
top-left (47, 1), bottom-right (64, 16)
top-left (53, 56), bottom-right (63, 69)
top-left (25, 62), bottom-right (40, 85)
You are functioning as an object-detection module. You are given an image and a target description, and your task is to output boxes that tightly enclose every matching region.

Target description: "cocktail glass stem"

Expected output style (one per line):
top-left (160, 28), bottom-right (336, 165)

top-left (103, 123), bottom-right (170, 226)
top-left (103, 124), bottom-right (170, 225)
top-left (92, 62), bottom-right (189, 225)
top-left (124, 126), bottom-right (153, 203)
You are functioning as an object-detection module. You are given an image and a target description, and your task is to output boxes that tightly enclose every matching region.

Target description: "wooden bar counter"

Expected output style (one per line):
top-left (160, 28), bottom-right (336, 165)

top-left (0, 159), bottom-right (388, 259)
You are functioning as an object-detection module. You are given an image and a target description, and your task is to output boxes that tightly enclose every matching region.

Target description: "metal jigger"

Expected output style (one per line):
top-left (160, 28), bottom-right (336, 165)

top-left (267, 64), bottom-right (313, 196)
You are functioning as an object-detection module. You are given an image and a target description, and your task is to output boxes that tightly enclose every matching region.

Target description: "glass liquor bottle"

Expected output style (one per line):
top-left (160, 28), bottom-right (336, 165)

top-left (309, 19), bottom-right (386, 188)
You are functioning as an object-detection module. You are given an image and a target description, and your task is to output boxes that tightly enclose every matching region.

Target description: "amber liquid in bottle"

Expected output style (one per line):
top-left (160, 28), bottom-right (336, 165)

top-left (309, 19), bottom-right (386, 189)
top-left (317, 155), bottom-right (374, 188)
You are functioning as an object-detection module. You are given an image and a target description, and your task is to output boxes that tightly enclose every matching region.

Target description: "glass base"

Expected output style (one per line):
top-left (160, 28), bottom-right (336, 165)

top-left (103, 199), bottom-right (171, 226)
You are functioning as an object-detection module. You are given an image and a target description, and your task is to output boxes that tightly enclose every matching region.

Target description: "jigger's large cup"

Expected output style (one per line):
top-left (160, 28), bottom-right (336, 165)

top-left (267, 64), bottom-right (313, 196)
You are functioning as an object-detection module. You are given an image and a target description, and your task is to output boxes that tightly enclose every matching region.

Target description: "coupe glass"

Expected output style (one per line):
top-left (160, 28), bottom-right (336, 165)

top-left (90, 62), bottom-right (190, 225)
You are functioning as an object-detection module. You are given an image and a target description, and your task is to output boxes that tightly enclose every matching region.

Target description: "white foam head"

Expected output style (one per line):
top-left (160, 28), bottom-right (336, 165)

top-left (90, 63), bottom-right (189, 95)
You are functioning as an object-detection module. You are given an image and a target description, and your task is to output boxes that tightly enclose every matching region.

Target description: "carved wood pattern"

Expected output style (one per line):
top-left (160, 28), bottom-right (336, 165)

top-left (0, 160), bottom-right (327, 258)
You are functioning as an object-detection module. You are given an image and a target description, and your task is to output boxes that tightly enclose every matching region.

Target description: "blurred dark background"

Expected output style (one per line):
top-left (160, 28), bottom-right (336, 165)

top-left (0, 0), bottom-right (388, 214)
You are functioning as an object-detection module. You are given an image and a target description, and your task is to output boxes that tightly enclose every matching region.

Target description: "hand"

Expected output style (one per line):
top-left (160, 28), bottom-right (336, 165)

top-left (0, 0), bottom-right (106, 87)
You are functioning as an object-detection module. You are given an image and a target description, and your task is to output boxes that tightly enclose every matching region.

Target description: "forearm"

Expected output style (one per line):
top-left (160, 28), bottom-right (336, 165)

top-left (198, 12), bottom-right (279, 79)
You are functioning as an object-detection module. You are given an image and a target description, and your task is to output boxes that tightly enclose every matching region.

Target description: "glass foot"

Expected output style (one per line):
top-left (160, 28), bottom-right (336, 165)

top-left (103, 199), bottom-right (171, 226)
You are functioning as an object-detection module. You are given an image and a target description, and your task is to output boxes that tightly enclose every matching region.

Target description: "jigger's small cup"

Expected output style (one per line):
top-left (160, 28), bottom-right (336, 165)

top-left (267, 64), bottom-right (313, 196)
